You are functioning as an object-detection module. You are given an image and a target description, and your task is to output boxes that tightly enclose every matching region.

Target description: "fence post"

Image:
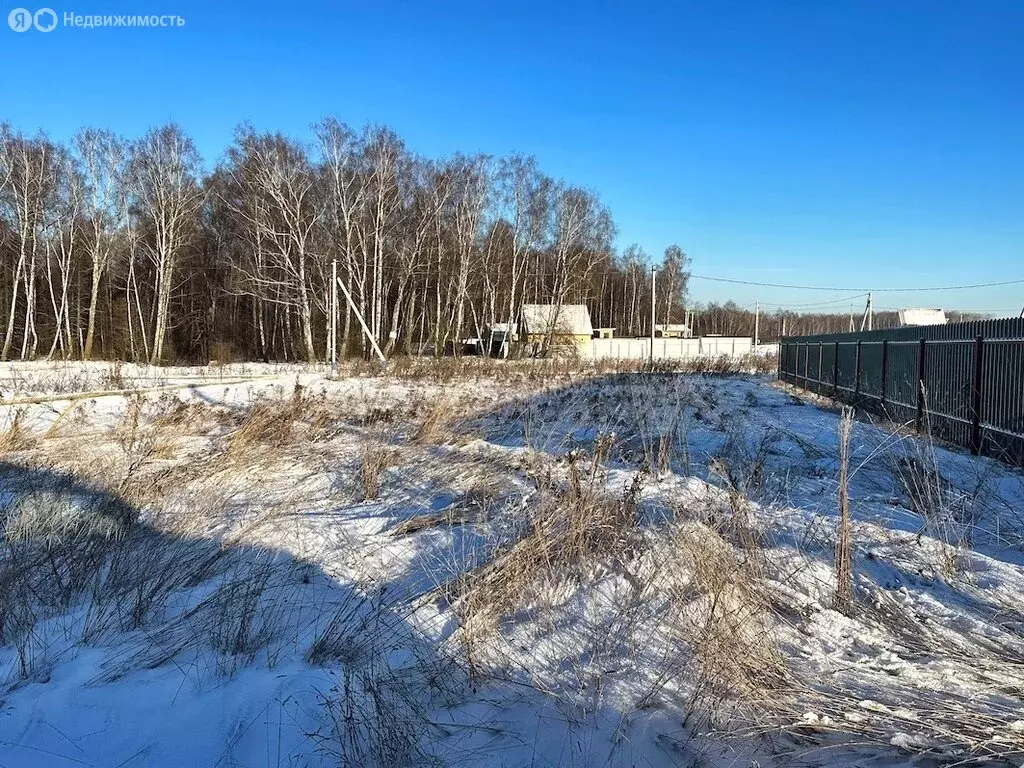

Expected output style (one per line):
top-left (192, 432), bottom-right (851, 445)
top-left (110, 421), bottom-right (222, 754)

top-left (879, 339), bottom-right (889, 411)
top-left (854, 340), bottom-right (862, 400)
top-left (833, 340), bottom-right (840, 397)
top-left (818, 341), bottom-right (823, 393)
top-left (915, 338), bottom-right (927, 433)
top-left (971, 335), bottom-right (985, 455)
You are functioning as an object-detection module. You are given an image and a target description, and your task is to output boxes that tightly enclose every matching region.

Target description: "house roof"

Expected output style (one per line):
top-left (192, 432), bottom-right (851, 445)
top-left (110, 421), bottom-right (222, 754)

top-left (521, 304), bottom-right (594, 336)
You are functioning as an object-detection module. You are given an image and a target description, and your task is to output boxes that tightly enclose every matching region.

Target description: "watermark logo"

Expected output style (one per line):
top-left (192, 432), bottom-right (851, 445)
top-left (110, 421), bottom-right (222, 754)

top-left (7, 8), bottom-right (185, 31)
top-left (9, 8), bottom-right (29, 31)
top-left (33, 7), bottom-right (57, 30)
top-left (8, 6), bottom-right (57, 30)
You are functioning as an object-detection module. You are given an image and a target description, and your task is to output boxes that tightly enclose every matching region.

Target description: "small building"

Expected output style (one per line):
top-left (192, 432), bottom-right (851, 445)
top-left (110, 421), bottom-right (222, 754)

top-left (459, 337), bottom-right (483, 356)
top-left (655, 323), bottom-right (693, 339)
top-left (899, 308), bottom-right (947, 327)
top-left (520, 304), bottom-right (594, 347)
top-left (593, 327), bottom-right (616, 339)
top-left (485, 322), bottom-right (517, 358)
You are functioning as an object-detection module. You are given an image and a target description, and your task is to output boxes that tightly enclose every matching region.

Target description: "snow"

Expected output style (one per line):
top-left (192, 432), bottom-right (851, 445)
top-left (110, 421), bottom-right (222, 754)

top-left (0, 361), bottom-right (1022, 766)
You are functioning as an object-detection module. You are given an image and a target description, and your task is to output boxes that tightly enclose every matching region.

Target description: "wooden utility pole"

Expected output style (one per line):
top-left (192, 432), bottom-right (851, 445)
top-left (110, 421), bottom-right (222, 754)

top-left (336, 272), bottom-right (386, 365)
top-left (650, 266), bottom-right (657, 362)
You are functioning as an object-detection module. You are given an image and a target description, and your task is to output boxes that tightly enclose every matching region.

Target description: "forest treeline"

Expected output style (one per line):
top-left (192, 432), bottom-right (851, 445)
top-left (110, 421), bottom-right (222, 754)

top-left (0, 120), bottom-right (978, 363)
top-left (0, 120), bottom-right (694, 362)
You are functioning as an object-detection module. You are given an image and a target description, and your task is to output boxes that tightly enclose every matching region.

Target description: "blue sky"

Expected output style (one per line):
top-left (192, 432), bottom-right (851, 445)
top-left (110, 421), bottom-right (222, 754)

top-left (2, 0), bottom-right (1021, 312)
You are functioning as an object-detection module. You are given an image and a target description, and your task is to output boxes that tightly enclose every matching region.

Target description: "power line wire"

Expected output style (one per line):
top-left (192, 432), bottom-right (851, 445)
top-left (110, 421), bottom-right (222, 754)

top-left (755, 293), bottom-right (869, 309)
top-left (876, 306), bottom-right (1020, 313)
top-left (689, 274), bottom-right (1024, 292)
top-left (137, 261), bottom-right (1024, 297)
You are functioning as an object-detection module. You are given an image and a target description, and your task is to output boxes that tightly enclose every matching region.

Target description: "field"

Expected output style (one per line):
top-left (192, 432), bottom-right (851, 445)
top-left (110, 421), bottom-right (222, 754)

top-left (0, 358), bottom-right (1023, 767)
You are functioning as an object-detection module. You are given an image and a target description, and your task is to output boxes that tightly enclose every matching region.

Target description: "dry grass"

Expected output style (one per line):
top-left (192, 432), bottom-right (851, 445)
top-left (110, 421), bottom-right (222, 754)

top-left (659, 519), bottom-right (789, 725)
top-left (2, 363), bottom-right (1023, 765)
top-left (708, 452), bottom-right (767, 562)
top-left (341, 352), bottom-right (777, 385)
top-left (410, 396), bottom-right (460, 445)
top-left (228, 396), bottom-right (303, 454)
top-left (0, 408), bottom-right (36, 453)
top-left (392, 479), bottom-right (504, 536)
top-left (0, 378), bottom-right (477, 767)
top-left (443, 443), bottom-right (642, 670)
top-left (359, 441), bottom-right (394, 501)
top-left (430, 438), bottom-right (792, 739)
top-left (834, 406), bottom-right (854, 613)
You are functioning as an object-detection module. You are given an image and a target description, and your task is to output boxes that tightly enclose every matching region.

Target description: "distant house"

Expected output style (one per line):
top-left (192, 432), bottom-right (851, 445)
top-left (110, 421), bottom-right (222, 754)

top-left (520, 304), bottom-right (594, 347)
top-left (485, 322), bottom-right (517, 358)
top-left (655, 323), bottom-right (693, 339)
top-left (593, 327), bottom-right (616, 339)
top-left (898, 308), bottom-right (947, 327)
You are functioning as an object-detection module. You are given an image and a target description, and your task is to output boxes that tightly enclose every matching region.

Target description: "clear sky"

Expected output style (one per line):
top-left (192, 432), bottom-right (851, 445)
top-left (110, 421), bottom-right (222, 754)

top-left (2, 0), bottom-right (1022, 313)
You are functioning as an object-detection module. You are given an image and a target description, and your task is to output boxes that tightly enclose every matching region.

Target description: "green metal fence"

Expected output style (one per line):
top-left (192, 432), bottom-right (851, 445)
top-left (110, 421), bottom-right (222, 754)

top-left (779, 319), bottom-right (1024, 465)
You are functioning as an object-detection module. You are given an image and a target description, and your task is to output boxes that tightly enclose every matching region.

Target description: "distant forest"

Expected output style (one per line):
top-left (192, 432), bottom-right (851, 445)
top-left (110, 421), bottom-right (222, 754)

top-left (0, 120), bottom-right (988, 362)
top-left (689, 304), bottom-right (989, 342)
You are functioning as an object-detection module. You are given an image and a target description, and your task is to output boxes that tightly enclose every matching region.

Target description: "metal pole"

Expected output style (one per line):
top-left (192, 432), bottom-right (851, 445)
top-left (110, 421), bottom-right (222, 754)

top-left (915, 337), bottom-right (927, 432)
top-left (854, 340), bottom-right (862, 399)
top-left (650, 266), bottom-right (656, 363)
top-left (330, 258), bottom-right (338, 375)
top-left (833, 340), bottom-right (840, 396)
top-left (754, 300), bottom-right (760, 346)
top-left (879, 339), bottom-right (889, 411)
top-left (817, 341), bottom-right (824, 393)
top-left (971, 335), bottom-right (985, 454)
top-left (867, 293), bottom-right (873, 332)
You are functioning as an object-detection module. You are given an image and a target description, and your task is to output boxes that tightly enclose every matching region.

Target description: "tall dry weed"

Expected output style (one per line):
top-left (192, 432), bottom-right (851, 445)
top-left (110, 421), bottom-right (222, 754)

top-left (834, 407), bottom-right (854, 613)
top-left (0, 408), bottom-right (35, 453)
top-left (359, 442), bottom-right (394, 501)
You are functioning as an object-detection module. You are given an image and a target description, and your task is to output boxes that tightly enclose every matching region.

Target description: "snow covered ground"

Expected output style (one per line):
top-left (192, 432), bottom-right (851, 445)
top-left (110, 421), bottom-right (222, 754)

top-left (0, 360), bottom-right (1022, 767)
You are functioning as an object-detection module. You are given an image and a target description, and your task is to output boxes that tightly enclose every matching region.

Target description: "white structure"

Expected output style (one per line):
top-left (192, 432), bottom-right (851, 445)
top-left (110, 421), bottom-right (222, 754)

top-left (520, 304), bottom-right (594, 344)
top-left (899, 308), bottom-right (947, 327)
top-left (655, 323), bottom-right (693, 339)
top-left (587, 336), bottom-right (753, 361)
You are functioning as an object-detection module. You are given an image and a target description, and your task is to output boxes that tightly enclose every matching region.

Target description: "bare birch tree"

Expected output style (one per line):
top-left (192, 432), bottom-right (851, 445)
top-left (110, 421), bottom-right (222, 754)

top-left (314, 118), bottom-right (367, 354)
top-left (43, 144), bottom-right (84, 358)
top-left (0, 129), bottom-right (55, 360)
top-left (222, 128), bottom-right (322, 363)
top-left (75, 128), bottom-right (125, 359)
top-left (128, 124), bottom-right (204, 363)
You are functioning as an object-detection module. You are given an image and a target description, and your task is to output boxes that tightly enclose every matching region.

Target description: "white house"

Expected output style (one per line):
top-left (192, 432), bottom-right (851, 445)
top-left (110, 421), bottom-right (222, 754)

top-left (898, 308), bottom-right (947, 327)
top-left (520, 304), bottom-right (594, 346)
